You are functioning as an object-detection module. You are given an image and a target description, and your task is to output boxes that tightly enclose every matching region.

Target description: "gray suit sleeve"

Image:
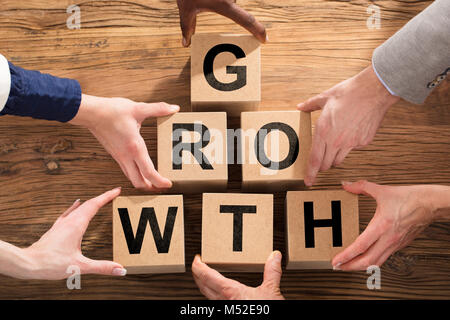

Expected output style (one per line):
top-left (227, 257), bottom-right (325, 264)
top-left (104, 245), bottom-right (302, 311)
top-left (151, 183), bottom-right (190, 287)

top-left (372, 0), bottom-right (450, 104)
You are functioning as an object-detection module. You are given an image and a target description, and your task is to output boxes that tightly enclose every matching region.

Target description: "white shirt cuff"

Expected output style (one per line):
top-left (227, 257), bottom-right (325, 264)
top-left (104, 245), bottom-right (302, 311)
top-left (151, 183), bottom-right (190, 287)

top-left (0, 54), bottom-right (11, 112)
top-left (372, 58), bottom-right (397, 97)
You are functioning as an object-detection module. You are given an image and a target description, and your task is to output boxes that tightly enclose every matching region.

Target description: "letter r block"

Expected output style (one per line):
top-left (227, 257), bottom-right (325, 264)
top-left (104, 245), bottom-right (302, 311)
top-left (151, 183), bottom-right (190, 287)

top-left (157, 112), bottom-right (228, 193)
top-left (202, 193), bottom-right (273, 272)
top-left (285, 190), bottom-right (359, 269)
top-left (241, 111), bottom-right (312, 191)
top-left (113, 195), bottom-right (185, 274)
top-left (191, 33), bottom-right (261, 116)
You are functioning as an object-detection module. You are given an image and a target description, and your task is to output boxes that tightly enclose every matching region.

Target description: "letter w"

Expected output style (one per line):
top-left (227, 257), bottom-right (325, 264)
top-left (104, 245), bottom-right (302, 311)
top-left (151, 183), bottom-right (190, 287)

top-left (118, 207), bottom-right (178, 254)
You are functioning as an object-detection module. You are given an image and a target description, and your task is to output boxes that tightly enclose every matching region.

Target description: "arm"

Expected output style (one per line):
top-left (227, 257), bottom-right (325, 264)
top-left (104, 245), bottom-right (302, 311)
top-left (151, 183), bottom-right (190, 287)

top-left (0, 189), bottom-right (127, 280)
top-left (0, 55), bottom-right (178, 191)
top-left (298, 0), bottom-right (450, 186)
top-left (332, 181), bottom-right (450, 271)
top-left (373, 0), bottom-right (450, 104)
top-left (0, 240), bottom-right (35, 280)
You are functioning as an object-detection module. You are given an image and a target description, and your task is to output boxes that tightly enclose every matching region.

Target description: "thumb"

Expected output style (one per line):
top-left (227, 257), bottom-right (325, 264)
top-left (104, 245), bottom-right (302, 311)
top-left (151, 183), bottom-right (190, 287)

top-left (75, 187), bottom-right (122, 232)
top-left (135, 102), bottom-right (179, 121)
top-left (297, 95), bottom-right (327, 112)
top-left (262, 251), bottom-right (282, 289)
top-left (80, 256), bottom-right (127, 277)
top-left (342, 180), bottom-right (380, 199)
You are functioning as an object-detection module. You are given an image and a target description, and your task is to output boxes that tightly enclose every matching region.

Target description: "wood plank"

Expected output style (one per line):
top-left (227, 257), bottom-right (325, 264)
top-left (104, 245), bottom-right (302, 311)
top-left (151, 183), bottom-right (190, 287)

top-left (0, 0), bottom-right (448, 299)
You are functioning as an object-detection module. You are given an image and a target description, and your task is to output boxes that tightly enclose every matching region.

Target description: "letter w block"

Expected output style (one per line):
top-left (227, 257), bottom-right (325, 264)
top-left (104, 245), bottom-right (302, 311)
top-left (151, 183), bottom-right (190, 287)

top-left (113, 195), bottom-right (185, 274)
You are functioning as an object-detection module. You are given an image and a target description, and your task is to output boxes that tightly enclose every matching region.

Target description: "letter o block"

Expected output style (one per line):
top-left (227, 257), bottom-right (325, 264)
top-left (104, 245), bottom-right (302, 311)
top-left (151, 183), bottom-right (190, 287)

top-left (285, 190), bottom-right (359, 269)
top-left (191, 34), bottom-right (261, 116)
top-left (241, 111), bottom-right (312, 191)
top-left (113, 195), bottom-right (185, 274)
top-left (202, 193), bottom-right (273, 272)
top-left (157, 112), bottom-right (228, 193)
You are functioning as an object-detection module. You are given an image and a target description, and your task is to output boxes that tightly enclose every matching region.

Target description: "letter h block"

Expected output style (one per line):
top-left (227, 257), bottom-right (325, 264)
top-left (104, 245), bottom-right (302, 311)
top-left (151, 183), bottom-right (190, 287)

top-left (202, 193), bottom-right (273, 272)
top-left (191, 33), bottom-right (261, 116)
top-left (157, 112), bottom-right (228, 193)
top-left (241, 111), bottom-right (312, 191)
top-left (285, 190), bottom-right (359, 269)
top-left (113, 195), bottom-right (185, 274)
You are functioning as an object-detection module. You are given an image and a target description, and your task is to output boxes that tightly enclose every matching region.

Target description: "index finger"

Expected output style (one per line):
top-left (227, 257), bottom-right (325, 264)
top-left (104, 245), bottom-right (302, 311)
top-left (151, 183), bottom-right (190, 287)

top-left (213, 2), bottom-right (267, 43)
top-left (134, 140), bottom-right (172, 189)
top-left (332, 215), bottom-right (383, 268)
top-left (304, 133), bottom-right (326, 186)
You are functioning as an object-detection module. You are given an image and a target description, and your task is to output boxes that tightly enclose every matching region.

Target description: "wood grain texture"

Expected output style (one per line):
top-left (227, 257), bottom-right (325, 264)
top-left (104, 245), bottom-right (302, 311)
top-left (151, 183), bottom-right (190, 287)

top-left (0, 0), bottom-right (449, 299)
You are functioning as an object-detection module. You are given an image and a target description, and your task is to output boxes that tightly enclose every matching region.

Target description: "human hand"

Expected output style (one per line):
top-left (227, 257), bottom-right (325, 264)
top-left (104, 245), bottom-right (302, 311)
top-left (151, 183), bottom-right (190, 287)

top-left (298, 66), bottom-right (400, 186)
top-left (192, 251), bottom-right (284, 300)
top-left (70, 94), bottom-right (179, 191)
top-left (332, 181), bottom-right (445, 271)
top-left (176, 0), bottom-right (266, 46)
top-left (21, 188), bottom-right (126, 280)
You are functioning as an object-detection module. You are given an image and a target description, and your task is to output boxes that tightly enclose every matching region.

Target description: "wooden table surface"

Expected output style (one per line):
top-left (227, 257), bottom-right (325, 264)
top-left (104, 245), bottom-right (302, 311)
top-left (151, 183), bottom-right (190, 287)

top-left (0, 0), bottom-right (449, 299)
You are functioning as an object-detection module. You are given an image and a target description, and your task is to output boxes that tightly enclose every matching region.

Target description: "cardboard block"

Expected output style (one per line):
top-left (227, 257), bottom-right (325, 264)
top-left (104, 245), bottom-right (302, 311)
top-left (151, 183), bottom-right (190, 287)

top-left (202, 193), bottom-right (273, 272)
top-left (191, 33), bottom-right (260, 116)
top-left (285, 190), bottom-right (359, 269)
top-left (241, 111), bottom-right (311, 191)
top-left (157, 112), bottom-right (228, 193)
top-left (113, 195), bottom-right (185, 274)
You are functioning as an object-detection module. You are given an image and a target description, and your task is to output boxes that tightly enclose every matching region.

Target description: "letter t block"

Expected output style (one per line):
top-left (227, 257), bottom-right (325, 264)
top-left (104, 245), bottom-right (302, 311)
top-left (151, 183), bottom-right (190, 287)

top-left (157, 112), bottom-right (228, 193)
top-left (285, 190), bottom-right (359, 269)
top-left (202, 193), bottom-right (273, 272)
top-left (191, 33), bottom-right (261, 116)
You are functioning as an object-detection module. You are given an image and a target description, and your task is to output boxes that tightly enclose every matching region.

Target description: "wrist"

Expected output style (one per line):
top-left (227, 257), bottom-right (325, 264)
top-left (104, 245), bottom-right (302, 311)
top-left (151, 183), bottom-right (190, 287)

top-left (0, 242), bottom-right (40, 280)
top-left (366, 65), bottom-right (400, 109)
top-left (69, 94), bottom-right (106, 129)
top-left (420, 185), bottom-right (450, 220)
top-left (18, 246), bottom-right (43, 279)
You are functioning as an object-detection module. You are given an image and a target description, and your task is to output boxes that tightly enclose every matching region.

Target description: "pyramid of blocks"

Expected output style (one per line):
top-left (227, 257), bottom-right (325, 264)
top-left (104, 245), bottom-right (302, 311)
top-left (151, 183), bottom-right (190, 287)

top-left (112, 33), bottom-right (359, 274)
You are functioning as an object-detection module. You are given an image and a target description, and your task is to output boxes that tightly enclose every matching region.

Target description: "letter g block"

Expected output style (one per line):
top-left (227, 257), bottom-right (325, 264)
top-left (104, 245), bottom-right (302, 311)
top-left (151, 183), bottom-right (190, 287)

top-left (191, 34), bottom-right (261, 116)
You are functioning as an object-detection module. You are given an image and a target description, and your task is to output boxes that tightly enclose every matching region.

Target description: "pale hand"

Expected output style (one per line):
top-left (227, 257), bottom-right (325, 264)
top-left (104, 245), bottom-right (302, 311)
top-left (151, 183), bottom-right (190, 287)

top-left (176, 0), bottom-right (267, 46)
top-left (22, 188), bottom-right (126, 280)
top-left (298, 66), bottom-right (400, 186)
top-left (192, 251), bottom-right (285, 300)
top-left (70, 95), bottom-right (179, 191)
top-left (333, 181), bottom-right (447, 271)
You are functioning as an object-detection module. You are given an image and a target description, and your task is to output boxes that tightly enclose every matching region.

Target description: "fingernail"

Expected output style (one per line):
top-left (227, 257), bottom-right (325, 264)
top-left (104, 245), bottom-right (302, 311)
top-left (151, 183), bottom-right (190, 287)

top-left (112, 268), bottom-right (127, 276)
top-left (114, 187), bottom-right (122, 192)
top-left (182, 37), bottom-right (188, 47)
top-left (297, 103), bottom-right (304, 108)
top-left (170, 105), bottom-right (180, 112)
top-left (74, 199), bottom-right (81, 204)
top-left (272, 251), bottom-right (282, 262)
top-left (304, 177), bottom-right (312, 187)
top-left (341, 181), bottom-right (352, 186)
top-left (333, 263), bottom-right (342, 271)
top-left (265, 34), bottom-right (269, 42)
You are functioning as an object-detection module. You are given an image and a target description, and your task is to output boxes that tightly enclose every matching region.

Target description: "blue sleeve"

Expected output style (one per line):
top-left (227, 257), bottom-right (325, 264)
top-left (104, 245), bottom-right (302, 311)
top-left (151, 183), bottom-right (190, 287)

top-left (0, 62), bottom-right (82, 122)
